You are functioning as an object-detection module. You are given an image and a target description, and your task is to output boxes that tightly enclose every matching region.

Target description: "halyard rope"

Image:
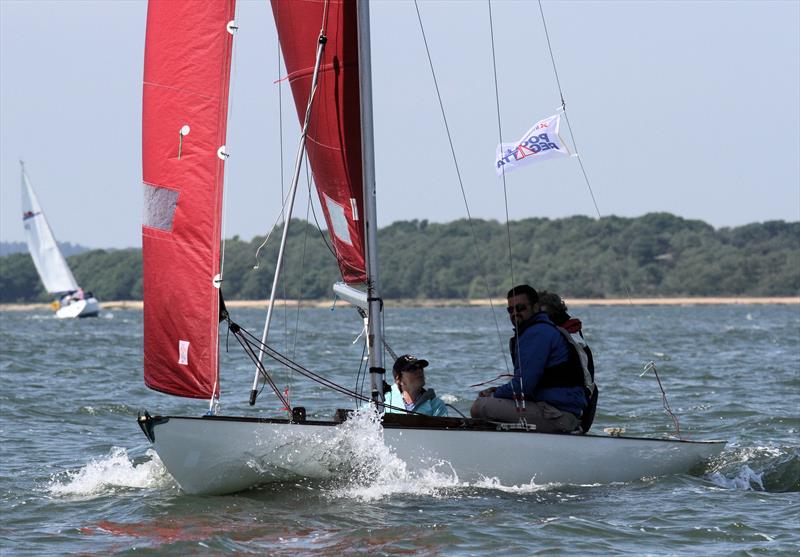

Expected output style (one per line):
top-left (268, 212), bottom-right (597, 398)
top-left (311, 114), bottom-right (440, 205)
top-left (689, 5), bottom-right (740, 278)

top-left (412, 0), bottom-right (510, 375)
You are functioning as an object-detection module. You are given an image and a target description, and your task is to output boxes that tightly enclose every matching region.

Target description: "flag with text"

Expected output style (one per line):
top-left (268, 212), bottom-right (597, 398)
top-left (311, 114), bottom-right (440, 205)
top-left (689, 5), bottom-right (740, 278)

top-left (495, 114), bottom-right (569, 176)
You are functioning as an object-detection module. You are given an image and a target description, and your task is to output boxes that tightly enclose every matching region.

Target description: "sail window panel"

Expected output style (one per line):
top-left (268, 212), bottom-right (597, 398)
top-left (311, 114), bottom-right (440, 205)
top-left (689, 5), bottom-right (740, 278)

top-left (143, 185), bottom-right (179, 231)
top-left (324, 193), bottom-right (353, 246)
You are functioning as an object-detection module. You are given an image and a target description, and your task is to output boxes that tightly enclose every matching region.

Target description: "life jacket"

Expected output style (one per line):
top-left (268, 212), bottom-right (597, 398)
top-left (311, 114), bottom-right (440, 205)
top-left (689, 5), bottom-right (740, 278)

top-left (509, 317), bottom-right (584, 389)
top-left (511, 314), bottom-right (599, 432)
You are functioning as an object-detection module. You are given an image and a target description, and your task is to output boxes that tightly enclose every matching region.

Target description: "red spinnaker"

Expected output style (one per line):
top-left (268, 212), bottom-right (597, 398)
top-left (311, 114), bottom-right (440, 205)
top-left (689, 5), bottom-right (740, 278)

top-left (141, 0), bottom-right (235, 398)
top-left (272, 0), bottom-right (367, 283)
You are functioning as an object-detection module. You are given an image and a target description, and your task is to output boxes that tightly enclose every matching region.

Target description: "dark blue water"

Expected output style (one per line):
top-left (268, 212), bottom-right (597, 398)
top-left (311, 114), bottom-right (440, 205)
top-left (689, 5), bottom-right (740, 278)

top-left (1, 304), bottom-right (798, 555)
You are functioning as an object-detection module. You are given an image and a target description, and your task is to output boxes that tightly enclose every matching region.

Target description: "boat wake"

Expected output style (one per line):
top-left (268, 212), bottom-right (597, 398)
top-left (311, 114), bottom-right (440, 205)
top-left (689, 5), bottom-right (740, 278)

top-left (47, 447), bottom-right (175, 497)
top-left (304, 410), bottom-right (563, 500)
top-left (267, 409), bottom-right (462, 501)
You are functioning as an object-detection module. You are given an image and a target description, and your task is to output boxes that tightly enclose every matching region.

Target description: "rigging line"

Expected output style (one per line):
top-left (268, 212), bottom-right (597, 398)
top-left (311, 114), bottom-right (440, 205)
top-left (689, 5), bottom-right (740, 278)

top-left (291, 190), bottom-right (312, 362)
top-left (219, 3), bottom-right (240, 284)
top-left (276, 20), bottom-right (296, 394)
top-left (213, 3), bottom-right (240, 411)
top-left (237, 323), bottom-right (372, 401)
top-left (488, 0), bottom-right (524, 411)
top-left (354, 335), bottom-right (368, 402)
top-left (536, 0), bottom-right (601, 219)
top-left (537, 1), bottom-right (633, 304)
top-left (321, 0), bottom-right (331, 35)
top-left (261, 340), bottom-right (433, 416)
top-left (305, 160), bottom-right (339, 260)
top-left (286, 192), bottom-right (311, 398)
top-left (277, 21), bottom-right (289, 360)
top-left (642, 361), bottom-right (682, 439)
top-left (231, 322), bottom-right (290, 409)
top-left (412, 0), bottom-right (510, 374)
top-left (252, 181), bottom-right (301, 269)
top-left (244, 329), bottom-right (432, 416)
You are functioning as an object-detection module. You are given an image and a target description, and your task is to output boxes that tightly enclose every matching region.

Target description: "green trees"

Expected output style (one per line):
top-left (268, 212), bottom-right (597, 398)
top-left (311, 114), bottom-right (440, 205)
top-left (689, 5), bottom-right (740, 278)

top-left (0, 253), bottom-right (46, 302)
top-left (1, 214), bottom-right (797, 303)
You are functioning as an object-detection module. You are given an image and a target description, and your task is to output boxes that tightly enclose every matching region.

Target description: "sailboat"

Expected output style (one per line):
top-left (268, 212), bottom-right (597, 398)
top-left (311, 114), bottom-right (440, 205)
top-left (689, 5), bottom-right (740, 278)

top-left (20, 161), bottom-right (100, 319)
top-left (136, 0), bottom-right (725, 495)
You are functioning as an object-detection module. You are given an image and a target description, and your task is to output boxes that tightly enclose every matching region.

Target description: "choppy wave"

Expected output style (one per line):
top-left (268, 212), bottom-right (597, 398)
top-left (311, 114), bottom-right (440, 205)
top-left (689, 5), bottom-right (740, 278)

top-left (48, 447), bottom-right (175, 496)
top-left (706, 445), bottom-right (799, 492)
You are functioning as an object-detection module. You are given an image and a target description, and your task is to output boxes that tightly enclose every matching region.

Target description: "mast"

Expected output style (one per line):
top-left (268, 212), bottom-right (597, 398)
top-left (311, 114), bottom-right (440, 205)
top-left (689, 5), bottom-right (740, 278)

top-left (356, 0), bottom-right (386, 403)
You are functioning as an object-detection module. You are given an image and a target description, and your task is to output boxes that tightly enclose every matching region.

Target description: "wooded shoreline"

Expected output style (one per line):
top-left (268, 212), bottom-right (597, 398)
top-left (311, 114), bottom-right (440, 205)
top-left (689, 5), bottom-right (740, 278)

top-left (3, 215), bottom-right (798, 304)
top-left (2, 297), bottom-right (798, 312)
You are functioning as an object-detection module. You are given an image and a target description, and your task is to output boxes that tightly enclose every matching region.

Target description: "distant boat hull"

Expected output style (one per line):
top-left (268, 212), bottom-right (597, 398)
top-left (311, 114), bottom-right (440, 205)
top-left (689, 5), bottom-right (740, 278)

top-left (56, 297), bottom-right (100, 319)
top-left (138, 414), bottom-right (726, 495)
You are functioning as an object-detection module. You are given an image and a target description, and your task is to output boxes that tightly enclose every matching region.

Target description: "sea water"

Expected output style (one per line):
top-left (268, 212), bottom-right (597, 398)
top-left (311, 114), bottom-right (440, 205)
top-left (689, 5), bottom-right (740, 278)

top-left (1, 304), bottom-right (798, 555)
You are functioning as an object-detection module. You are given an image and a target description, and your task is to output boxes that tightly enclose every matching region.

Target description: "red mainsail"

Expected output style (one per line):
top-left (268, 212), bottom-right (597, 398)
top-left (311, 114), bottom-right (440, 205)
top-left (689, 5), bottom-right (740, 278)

top-left (141, 0), bottom-right (235, 398)
top-left (272, 0), bottom-right (367, 283)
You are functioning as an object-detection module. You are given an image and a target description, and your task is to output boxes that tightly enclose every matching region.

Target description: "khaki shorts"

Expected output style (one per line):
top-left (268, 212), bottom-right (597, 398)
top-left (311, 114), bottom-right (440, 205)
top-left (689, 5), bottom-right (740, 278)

top-left (470, 396), bottom-right (579, 433)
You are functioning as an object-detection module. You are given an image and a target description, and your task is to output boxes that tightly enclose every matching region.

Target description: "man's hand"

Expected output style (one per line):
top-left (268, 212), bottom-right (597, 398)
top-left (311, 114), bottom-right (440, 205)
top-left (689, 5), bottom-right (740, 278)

top-left (478, 387), bottom-right (497, 398)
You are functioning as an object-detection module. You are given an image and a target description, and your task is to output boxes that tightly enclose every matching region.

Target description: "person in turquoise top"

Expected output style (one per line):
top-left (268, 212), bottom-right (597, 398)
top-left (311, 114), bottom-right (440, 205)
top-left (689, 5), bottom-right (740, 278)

top-left (385, 355), bottom-right (448, 417)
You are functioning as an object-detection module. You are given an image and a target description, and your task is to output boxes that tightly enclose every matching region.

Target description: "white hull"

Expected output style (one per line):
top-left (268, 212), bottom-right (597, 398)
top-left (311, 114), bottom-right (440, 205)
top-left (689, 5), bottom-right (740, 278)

top-left (56, 297), bottom-right (100, 319)
top-left (140, 415), bottom-right (726, 495)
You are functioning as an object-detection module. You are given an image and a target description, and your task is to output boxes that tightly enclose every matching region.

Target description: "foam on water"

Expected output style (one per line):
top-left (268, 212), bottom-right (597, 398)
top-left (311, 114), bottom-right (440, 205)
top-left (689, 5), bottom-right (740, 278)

top-left (322, 410), bottom-right (575, 500)
top-left (48, 447), bottom-right (175, 496)
top-left (707, 465), bottom-right (765, 491)
top-left (323, 409), bottom-right (463, 501)
top-left (472, 476), bottom-right (554, 493)
top-left (704, 444), bottom-right (800, 492)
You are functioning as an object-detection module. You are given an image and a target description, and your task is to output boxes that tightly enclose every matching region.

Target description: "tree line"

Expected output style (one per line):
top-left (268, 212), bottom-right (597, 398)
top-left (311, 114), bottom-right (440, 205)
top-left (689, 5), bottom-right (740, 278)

top-left (1, 213), bottom-right (797, 303)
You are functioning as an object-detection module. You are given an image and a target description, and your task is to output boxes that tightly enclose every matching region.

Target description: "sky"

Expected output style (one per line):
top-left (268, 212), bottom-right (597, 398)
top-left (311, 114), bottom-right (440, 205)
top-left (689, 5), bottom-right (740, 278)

top-left (1, 0), bottom-right (798, 249)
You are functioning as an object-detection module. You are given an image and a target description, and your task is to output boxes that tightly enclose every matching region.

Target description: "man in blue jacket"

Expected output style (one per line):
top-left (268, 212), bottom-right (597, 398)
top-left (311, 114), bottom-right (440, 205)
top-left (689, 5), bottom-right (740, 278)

top-left (470, 285), bottom-right (587, 433)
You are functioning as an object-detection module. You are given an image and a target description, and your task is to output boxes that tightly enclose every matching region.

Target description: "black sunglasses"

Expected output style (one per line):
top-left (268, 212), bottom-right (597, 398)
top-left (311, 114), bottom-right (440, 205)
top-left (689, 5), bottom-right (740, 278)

top-left (506, 303), bottom-right (529, 314)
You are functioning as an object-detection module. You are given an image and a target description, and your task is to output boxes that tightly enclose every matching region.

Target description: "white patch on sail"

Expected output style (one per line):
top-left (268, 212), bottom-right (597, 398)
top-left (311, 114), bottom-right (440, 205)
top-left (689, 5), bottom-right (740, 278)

top-left (350, 198), bottom-right (359, 221)
top-left (178, 340), bottom-right (190, 365)
top-left (143, 184), bottom-right (179, 231)
top-left (324, 193), bottom-right (352, 246)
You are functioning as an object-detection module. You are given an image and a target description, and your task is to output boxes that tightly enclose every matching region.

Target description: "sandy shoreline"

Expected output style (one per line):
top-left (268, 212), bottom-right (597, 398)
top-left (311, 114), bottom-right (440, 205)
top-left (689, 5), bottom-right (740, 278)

top-left (1, 296), bottom-right (798, 312)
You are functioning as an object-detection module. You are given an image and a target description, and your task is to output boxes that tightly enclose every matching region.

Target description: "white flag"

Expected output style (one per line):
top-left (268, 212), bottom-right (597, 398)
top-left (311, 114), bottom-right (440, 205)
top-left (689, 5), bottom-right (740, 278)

top-left (495, 114), bottom-right (570, 176)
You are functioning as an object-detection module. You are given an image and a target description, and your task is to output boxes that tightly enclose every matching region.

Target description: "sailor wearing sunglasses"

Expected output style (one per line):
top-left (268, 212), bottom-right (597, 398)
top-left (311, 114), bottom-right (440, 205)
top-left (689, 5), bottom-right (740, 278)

top-left (470, 284), bottom-right (588, 433)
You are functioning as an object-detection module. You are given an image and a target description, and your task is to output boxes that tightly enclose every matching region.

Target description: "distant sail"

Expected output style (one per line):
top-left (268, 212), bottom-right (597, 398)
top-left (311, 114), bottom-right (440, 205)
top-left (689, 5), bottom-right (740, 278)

top-left (20, 163), bottom-right (79, 294)
top-left (272, 0), bottom-right (367, 283)
top-left (141, 0), bottom-right (235, 399)
top-left (496, 114), bottom-right (570, 176)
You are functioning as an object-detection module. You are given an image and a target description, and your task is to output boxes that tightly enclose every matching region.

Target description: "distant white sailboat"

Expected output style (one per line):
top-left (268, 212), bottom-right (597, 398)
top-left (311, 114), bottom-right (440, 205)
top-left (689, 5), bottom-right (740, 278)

top-left (20, 161), bottom-right (100, 318)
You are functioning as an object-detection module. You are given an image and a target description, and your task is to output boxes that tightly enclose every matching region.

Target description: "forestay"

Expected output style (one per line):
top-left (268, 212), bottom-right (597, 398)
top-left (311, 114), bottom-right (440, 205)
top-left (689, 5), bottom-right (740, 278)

top-left (141, 0), bottom-right (235, 399)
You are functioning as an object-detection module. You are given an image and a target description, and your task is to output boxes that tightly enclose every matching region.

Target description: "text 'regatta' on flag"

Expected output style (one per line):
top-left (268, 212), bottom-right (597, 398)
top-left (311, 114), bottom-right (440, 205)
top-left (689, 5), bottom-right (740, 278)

top-left (496, 114), bottom-right (570, 176)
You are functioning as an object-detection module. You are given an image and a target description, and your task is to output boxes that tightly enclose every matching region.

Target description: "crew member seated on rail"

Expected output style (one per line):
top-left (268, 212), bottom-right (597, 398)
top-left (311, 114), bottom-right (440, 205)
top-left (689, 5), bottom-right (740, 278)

top-left (470, 285), bottom-right (587, 433)
top-left (538, 290), bottom-right (598, 433)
